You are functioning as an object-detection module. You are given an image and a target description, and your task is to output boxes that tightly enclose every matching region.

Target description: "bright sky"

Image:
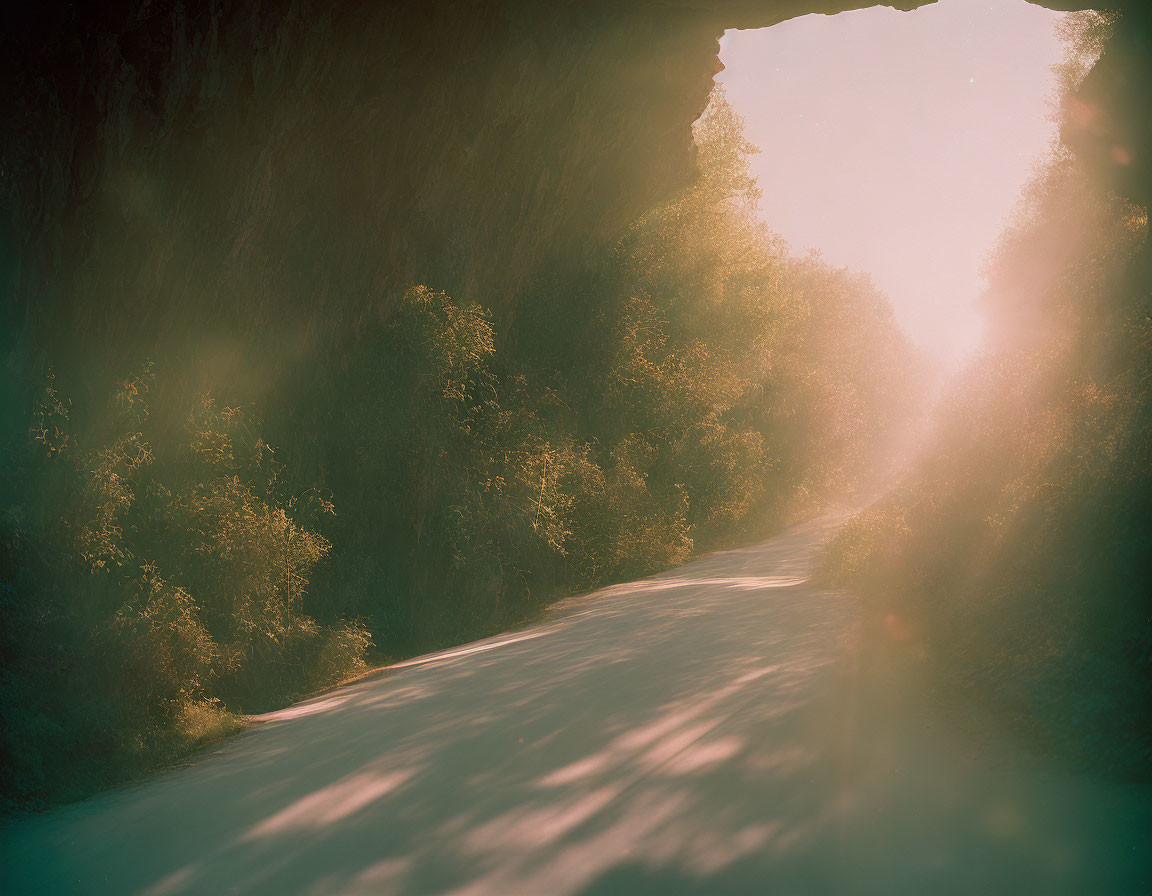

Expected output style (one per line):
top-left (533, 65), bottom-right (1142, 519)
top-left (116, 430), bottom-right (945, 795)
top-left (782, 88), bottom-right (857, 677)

top-left (717, 0), bottom-right (1069, 364)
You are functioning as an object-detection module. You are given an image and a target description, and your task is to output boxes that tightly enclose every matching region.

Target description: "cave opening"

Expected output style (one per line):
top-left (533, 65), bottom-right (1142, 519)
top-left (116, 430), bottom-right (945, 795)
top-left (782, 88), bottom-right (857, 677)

top-left (1, 2), bottom-right (1150, 863)
top-left (714, 0), bottom-right (1078, 369)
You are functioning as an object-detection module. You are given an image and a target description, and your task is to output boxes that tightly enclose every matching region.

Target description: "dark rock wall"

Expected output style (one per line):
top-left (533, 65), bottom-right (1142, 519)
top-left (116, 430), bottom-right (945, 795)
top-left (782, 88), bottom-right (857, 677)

top-left (0, 1), bottom-right (925, 392)
top-left (0, 0), bottom-right (1144, 403)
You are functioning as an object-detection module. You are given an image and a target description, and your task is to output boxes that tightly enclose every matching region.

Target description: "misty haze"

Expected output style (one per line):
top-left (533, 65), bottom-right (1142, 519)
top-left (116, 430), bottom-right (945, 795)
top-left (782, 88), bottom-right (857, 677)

top-left (1, 1), bottom-right (1149, 894)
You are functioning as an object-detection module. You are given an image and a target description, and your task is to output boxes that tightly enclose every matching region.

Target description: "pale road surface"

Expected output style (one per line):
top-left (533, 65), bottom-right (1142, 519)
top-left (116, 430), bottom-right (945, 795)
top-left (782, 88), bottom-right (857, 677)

top-left (3, 513), bottom-right (1150, 894)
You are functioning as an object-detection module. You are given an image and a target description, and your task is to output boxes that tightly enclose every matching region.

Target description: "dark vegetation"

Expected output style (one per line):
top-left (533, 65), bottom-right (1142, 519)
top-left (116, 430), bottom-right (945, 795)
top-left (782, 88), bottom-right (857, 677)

top-left (821, 13), bottom-right (1152, 778)
top-left (0, 93), bottom-right (922, 809)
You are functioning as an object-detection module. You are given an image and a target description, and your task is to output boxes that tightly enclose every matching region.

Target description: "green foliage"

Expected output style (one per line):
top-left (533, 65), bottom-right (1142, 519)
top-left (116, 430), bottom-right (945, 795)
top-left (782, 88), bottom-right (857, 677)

top-left (1, 89), bottom-right (920, 807)
top-left (815, 497), bottom-right (911, 590)
top-left (1051, 11), bottom-right (1116, 97)
top-left (823, 130), bottom-right (1152, 776)
top-left (0, 369), bottom-right (369, 808)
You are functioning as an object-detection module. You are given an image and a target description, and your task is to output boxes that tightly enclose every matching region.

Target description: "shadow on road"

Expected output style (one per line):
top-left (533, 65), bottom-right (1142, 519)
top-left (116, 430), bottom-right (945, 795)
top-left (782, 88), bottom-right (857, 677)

top-left (3, 514), bottom-right (1149, 894)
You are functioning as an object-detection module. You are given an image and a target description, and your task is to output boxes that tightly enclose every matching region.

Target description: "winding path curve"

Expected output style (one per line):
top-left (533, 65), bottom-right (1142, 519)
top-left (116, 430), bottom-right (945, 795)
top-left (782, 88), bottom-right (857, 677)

top-left (3, 513), bottom-right (1149, 894)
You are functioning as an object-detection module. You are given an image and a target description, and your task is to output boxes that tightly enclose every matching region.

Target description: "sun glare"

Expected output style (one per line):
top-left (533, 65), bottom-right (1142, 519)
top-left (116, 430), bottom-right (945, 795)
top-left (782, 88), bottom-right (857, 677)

top-left (717, 0), bottom-right (1070, 367)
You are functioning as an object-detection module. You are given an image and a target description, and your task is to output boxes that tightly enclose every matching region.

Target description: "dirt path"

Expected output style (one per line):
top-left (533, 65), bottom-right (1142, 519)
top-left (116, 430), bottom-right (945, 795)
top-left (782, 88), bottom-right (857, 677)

top-left (3, 513), bottom-right (1149, 894)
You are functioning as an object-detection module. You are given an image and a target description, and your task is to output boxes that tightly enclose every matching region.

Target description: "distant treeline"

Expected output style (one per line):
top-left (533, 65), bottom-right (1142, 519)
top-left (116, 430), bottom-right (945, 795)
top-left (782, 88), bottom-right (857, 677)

top-left (0, 92), bottom-right (921, 808)
top-left (821, 14), bottom-right (1152, 778)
